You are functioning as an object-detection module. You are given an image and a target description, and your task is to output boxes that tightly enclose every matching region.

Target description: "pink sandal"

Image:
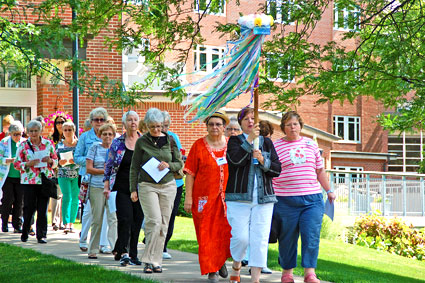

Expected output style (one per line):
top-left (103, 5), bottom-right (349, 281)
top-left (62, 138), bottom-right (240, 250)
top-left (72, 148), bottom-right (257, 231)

top-left (304, 272), bottom-right (320, 283)
top-left (281, 272), bottom-right (295, 283)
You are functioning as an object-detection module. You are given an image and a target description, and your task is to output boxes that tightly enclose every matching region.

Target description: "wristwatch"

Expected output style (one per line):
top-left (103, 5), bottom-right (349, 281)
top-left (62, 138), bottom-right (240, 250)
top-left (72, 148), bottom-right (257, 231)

top-left (326, 189), bottom-right (334, 193)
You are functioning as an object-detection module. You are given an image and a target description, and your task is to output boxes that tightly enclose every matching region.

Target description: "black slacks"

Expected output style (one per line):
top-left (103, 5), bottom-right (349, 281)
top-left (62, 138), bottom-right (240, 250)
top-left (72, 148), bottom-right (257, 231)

top-left (164, 184), bottom-right (183, 252)
top-left (22, 184), bottom-right (49, 240)
top-left (1, 177), bottom-right (24, 230)
top-left (114, 191), bottom-right (144, 258)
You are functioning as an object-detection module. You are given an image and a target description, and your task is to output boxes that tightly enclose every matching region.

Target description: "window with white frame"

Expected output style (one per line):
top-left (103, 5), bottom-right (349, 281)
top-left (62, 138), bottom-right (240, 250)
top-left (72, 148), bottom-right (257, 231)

top-left (265, 53), bottom-right (295, 82)
top-left (334, 1), bottom-right (360, 31)
top-left (194, 0), bottom-right (225, 15)
top-left (193, 45), bottom-right (225, 73)
top-left (122, 38), bottom-right (150, 87)
top-left (0, 68), bottom-right (31, 88)
top-left (125, 0), bottom-right (149, 6)
top-left (333, 115), bottom-right (361, 142)
top-left (267, 0), bottom-right (294, 24)
top-left (334, 166), bottom-right (363, 183)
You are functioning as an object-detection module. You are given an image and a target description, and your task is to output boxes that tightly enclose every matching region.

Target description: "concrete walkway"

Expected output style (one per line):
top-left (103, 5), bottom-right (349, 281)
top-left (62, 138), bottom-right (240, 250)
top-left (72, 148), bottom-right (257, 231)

top-left (0, 224), bottom-right (327, 283)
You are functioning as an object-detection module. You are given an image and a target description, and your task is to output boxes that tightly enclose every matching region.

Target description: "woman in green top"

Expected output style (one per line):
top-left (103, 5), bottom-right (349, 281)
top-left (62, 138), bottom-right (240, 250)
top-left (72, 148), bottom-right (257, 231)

top-left (56, 122), bottom-right (79, 233)
top-left (0, 121), bottom-right (25, 233)
top-left (129, 107), bottom-right (183, 274)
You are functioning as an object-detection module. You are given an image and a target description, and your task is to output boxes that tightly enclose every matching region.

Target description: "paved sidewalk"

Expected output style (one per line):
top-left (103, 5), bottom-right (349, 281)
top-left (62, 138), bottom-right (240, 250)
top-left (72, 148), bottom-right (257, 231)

top-left (0, 225), bottom-right (326, 283)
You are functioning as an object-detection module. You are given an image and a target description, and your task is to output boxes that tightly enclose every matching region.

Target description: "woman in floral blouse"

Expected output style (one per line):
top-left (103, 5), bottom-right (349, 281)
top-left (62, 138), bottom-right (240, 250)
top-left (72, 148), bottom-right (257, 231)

top-left (104, 111), bottom-right (143, 266)
top-left (56, 121), bottom-right (79, 234)
top-left (15, 120), bottom-right (58, 244)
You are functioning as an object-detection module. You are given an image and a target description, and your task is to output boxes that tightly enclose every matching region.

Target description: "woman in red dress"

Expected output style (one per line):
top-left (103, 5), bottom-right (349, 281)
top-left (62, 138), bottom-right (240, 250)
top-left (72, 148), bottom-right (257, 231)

top-left (184, 111), bottom-right (232, 283)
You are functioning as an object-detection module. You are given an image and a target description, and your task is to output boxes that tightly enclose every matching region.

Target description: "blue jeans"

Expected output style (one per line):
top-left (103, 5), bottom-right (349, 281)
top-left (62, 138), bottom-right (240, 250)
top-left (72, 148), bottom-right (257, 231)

top-left (276, 193), bottom-right (324, 269)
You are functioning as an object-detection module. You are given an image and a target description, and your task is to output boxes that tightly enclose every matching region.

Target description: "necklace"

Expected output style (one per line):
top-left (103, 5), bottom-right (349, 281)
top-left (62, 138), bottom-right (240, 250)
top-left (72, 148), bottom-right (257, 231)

top-left (151, 136), bottom-right (160, 146)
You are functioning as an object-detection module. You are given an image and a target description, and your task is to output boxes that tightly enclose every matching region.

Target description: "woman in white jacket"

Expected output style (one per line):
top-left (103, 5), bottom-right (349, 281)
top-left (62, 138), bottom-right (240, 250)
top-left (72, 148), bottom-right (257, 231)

top-left (0, 121), bottom-right (25, 233)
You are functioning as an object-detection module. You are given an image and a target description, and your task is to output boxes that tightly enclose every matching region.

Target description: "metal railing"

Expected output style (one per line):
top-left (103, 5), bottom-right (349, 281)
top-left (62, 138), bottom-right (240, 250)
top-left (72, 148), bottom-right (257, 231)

top-left (328, 170), bottom-right (425, 216)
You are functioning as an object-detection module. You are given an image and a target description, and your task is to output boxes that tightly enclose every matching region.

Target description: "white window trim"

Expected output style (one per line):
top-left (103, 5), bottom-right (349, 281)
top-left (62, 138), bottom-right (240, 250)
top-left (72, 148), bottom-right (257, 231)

top-left (266, 53), bottom-right (295, 83)
top-left (333, 2), bottom-right (360, 31)
top-left (267, 0), bottom-right (295, 25)
top-left (122, 38), bottom-right (150, 88)
top-left (334, 166), bottom-right (364, 183)
top-left (194, 0), bottom-right (226, 16)
top-left (0, 68), bottom-right (33, 89)
top-left (193, 45), bottom-right (226, 74)
top-left (333, 115), bottom-right (361, 143)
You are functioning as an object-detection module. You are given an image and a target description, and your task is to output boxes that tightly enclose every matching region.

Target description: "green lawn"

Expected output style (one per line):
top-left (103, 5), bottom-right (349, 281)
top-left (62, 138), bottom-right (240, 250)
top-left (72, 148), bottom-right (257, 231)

top-left (0, 243), bottom-right (157, 283)
top-left (168, 216), bottom-right (425, 283)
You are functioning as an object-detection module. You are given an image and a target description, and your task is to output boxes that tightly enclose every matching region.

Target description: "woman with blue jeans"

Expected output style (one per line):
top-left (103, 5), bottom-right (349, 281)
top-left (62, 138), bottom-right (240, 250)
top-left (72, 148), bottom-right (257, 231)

top-left (56, 121), bottom-right (79, 233)
top-left (272, 111), bottom-right (336, 283)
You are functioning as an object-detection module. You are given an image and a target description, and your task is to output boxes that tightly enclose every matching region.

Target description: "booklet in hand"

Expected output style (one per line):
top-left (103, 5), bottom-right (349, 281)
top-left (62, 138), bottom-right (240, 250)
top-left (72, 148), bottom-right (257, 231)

top-left (141, 157), bottom-right (170, 183)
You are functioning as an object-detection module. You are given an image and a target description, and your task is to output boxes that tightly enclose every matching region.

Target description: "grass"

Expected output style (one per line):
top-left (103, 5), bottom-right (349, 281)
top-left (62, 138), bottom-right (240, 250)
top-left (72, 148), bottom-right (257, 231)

top-left (0, 243), bottom-right (157, 283)
top-left (168, 216), bottom-right (425, 283)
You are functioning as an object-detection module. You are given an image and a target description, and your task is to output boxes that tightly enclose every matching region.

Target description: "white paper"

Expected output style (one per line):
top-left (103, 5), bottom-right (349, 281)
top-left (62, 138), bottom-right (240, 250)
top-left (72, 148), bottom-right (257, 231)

top-left (325, 198), bottom-right (334, 221)
top-left (108, 191), bottom-right (117, 213)
top-left (60, 151), bottom-right (74, 166)
top-left (142, 157), bottom-right (169, 183)
top-left (32, 150), bottom-right (49, 168)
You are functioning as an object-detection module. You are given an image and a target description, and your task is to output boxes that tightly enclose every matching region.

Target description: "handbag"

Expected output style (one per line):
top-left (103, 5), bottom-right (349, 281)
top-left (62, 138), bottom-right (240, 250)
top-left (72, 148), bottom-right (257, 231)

top-left (27, 140), bottom-right (58, 199)
top-left (169, 135), bottom-right (184, 180)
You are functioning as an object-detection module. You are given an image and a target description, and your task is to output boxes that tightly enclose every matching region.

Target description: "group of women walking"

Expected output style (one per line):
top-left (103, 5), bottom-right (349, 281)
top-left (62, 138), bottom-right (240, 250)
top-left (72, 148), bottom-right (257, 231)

top-left (184, 108), bottom-right (335, 283)
top-left (1, 106), bottom-right (335, 283)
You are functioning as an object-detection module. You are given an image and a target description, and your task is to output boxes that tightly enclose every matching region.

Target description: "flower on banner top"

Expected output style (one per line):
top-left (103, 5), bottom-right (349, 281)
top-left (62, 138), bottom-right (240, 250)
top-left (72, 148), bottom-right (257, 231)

top-left (238, 14), bottom-right (274, 30)
top-left (44, 110), bottom-right (73, 127)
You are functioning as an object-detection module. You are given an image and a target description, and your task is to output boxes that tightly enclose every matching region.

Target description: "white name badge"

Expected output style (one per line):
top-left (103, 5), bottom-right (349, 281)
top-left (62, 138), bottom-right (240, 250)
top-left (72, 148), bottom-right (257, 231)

top-left (216, 157), bottom-right (227, 166)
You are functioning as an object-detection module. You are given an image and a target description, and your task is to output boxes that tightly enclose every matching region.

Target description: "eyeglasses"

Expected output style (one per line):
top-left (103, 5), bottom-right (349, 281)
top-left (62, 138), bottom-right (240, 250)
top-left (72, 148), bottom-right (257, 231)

top-left (162, 124), bottom-right (170, 128)
top-left (148, 125), bottom-right (162, 130)
top-left (55, 121), bottom-right (65, 125)
top-left (207, 123), bottom-right (223, 127)
top-left (28, 129), bottom-right (40, 133)
top-left (92, 118), bottom-right (105, 123)
top-left (226, 128), bottom-right (240, 132)
top-left (12, 133), bottom-right (22, 137)
top-left (63, 129), bottom-right (74, 132)
top-left (101, 132), bottom-right (114, 136)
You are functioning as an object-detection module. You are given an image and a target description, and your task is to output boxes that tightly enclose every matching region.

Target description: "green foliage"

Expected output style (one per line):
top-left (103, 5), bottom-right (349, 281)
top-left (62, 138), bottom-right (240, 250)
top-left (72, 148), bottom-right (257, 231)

top-left (320, 215), bottom-right (343, 240)
top-left (347, 213), bottom-right (425, 261)
top-left (177, 179), bottom-right (192, 218)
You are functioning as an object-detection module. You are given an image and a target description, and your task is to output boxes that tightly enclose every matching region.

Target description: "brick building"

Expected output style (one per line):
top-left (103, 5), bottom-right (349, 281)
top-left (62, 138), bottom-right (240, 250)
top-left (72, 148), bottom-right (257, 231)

top-left (2, 1), bottom-right (409, 173)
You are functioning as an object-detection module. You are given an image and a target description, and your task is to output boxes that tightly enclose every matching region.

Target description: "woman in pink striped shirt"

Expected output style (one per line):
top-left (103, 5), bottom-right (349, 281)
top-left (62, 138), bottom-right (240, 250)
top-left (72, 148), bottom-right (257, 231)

top-left (273, 111), bottom-right (336, 283)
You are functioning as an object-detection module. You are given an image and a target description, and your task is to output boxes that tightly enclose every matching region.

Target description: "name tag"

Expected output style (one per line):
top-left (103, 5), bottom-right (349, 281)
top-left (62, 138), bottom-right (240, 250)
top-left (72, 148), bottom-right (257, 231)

top-left (216, 157), bottom-right (227, 166)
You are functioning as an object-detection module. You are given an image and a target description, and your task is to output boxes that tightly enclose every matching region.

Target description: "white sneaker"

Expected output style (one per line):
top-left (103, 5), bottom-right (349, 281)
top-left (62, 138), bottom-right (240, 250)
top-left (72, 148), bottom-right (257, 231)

top-left (162, 252), bottom-right (172, 259)
top-left (261, 267), bottom-right (273, 274)
top-left (100, 246), bottom-right (112, 254)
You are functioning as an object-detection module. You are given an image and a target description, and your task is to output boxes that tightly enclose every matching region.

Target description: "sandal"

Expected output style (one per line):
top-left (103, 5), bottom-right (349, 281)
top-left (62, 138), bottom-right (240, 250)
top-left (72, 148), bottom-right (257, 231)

top-left (229, 263), bottom-right (241, 283)
top-left (152, 266), bottom-right (162, 273)
top-left (29, 228), bottom-right (35, 236)
top-left (281, 272), bottom-right (295, 283)
top-left (88, 254), bottom-right (97, 259)
top-left (144, 263), bottom-right (153, 273)
top-left (304, 272), bottom-right (320, 283)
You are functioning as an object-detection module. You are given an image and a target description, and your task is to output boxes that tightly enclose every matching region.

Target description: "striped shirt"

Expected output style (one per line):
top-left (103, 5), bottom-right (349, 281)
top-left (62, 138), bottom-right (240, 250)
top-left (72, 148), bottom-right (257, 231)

top-left (273, 137), bottom-right (323, 196)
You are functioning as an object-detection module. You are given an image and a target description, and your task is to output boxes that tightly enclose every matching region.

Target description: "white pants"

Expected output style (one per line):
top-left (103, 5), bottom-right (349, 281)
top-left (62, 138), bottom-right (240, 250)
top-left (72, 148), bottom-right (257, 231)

top-left (79, 199), bottom-right (109, 248)
top-left (226, 201), bottom-right (274, 268)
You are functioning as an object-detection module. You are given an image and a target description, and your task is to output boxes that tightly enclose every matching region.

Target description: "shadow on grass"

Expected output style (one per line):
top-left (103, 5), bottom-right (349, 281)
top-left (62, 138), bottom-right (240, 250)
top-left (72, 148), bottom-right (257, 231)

top-left (266, 248), bottom-right (424, 283)
top-left (167, 239), bottom-right (199, 255)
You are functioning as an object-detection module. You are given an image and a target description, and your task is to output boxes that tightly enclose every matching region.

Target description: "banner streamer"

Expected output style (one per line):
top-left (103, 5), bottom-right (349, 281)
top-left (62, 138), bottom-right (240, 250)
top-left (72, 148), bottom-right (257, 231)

top-left (173, 14), bottom-right (273, 123)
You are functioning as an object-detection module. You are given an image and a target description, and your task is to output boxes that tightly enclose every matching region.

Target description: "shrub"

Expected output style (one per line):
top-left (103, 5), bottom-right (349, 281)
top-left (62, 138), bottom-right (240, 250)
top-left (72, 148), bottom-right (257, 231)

top-left (347, 211), bottom-right (425, 261)
top-left (177, 181), bottom-right (191, 218)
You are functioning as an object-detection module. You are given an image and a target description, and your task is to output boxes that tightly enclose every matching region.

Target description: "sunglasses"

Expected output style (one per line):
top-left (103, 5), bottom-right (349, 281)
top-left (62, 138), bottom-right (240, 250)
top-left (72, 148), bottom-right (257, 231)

top-left (63, 128), bottom-right (74, 132)
top-left (226, 128), bottom-right (240, 131)
top-left (92, 118), bottom-right (105, 123)
top-left (12, 133), bottom-right (22, 137)
top-left (101, 132), bottom-right (114, 136)
top-left (55, 121), bottom-right (65, 124)
top-left (207, 122), bottom-right (223, 127)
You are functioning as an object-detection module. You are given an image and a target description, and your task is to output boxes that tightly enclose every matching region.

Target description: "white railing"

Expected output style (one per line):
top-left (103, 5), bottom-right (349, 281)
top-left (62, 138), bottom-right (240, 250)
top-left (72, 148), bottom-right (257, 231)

top-left (327, 170), bottom-right (425, 216)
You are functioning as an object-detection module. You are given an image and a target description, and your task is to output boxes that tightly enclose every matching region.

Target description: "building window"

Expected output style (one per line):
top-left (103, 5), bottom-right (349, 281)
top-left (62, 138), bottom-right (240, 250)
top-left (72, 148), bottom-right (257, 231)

top-left (333, 115), bottom-right (361, 142)
top-left (0, 68), bottom-right (31, 89)
top-left (122, 39), bottom-right (150, 87)
top-left (265, 53), bottom-right (295, 82)
top-left (388, 132), bottom-right (424, 172)
top-left (267, 0), bottom-right (294, 24)
top-left (334, 166), bottom-right (363, 183)
top-left (0, 107), bottom-right (31, 128)
top-left (193, 45), bottom-right (225, 73)
top-left (334, 1), bottom-right (360, 31)
top-left (194, 0), bottom-right (225, 15)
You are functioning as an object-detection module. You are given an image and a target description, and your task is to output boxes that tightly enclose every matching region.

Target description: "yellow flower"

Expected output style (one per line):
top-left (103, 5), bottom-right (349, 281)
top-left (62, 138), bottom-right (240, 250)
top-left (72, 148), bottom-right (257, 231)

top-left (254, 17), bottom-right (262, 27)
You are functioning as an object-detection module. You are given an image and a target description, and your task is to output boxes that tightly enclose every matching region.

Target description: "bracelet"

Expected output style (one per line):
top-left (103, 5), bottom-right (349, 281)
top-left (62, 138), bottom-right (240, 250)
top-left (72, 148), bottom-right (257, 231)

top-left (326, 189), bottom-right (334, 193)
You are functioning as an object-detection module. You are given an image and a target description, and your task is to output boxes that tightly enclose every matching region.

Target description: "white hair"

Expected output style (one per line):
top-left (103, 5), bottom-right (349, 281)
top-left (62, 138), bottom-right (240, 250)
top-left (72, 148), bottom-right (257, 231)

top-left (62, 121), bottom-right (76, 132)
top-left (162, 111), bottom-right (171, 124)
top-left (9, 121), bottom-right (24, 133)
top-left (26, 120), bottom-right (42, 132)
top-left (144, 108), bottom-right (164, 125)
top-left (89, 107), bottom-right (108, 121)
top-left (122, 111), bottom-right (140, 124)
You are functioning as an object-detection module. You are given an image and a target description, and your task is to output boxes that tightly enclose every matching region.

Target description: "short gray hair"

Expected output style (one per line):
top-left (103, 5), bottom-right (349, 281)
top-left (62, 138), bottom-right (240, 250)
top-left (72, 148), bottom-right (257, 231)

top-left (9, 121), bottom-right (24, 133)
top-left (122, 111), bottom-right (140, 125)
top-left (63, 121), bottom-right (76, 132)
top-left (27, 120), bottom-right (42, 132)
top-left (227, 117), bottom-right (240, 129)
top-left (89, 107), bottom-right (108, 121)
top-left (144, 108), bottom-right (164, 125)
top-left (162, 111), bottom-right (171, 124)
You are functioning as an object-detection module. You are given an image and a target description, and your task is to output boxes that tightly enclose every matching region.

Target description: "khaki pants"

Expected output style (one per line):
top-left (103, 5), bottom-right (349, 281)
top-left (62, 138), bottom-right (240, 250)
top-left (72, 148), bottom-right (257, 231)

top-left (139, 181), bottom-right (177, 266)
top-left (88, 187), bottom-right (117, 255)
